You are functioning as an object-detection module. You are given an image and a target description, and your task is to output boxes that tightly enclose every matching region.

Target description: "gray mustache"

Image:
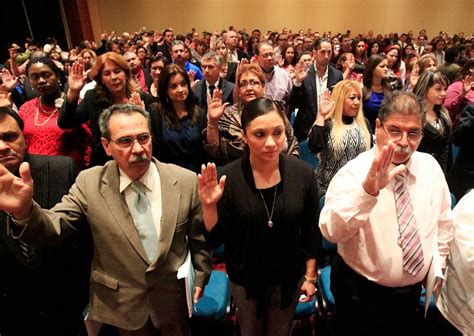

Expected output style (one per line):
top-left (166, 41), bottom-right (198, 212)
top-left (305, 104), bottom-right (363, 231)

top-left (129, 154), bottom-right (148, 163)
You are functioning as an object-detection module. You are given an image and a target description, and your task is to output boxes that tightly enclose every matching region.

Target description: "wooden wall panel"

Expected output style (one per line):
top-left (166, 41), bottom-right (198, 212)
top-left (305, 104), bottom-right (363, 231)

top-left (89, 0), bottom-right (474, 42)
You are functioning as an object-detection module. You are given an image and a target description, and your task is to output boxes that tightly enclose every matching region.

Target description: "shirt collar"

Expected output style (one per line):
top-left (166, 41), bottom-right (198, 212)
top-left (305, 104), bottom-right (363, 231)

top-left (206, 78), bottom-right (220, 88)
top-left (314, 61), bottom-right (329, 79)
top-left (119, 163), bottom-right (154, 193)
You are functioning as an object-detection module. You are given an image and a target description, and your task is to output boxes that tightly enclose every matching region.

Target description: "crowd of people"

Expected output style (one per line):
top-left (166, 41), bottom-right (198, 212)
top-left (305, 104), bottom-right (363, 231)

top-left (0, 25), bottom-right (473, 335)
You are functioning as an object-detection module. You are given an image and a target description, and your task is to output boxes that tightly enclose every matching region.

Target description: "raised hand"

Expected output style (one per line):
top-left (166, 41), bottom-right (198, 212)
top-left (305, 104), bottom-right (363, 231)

top-left (277, 55), bottom-right (284, 67)
top-left (0, 90), bottom-right (12, 108)
top-left (294, 59), bottom-right (309, 83)
top-left (1, 69), bottom-right (19, 91)
top-left (130, 92), bottom-right (145, 108)
top-left (362, 142), bottom-right (407, 196)
top-left (187, 70), bottom-right (196, 85)
top-left (236, 58), bottom-right (250, 78)
top-left (207, 89), bottom-right (229, 125)
top-left (409, 64), bottom-right (420, 91)
top-left (462, 73), bottom-right (474, 95)
top-left (318, 89), bottom-right (334, 117)
top-left (67, 59), bottom-right (87, 97)
top-left (197, 163), bottom-right (226, 207)
top-left (0, 162), bottom-right (34, 219)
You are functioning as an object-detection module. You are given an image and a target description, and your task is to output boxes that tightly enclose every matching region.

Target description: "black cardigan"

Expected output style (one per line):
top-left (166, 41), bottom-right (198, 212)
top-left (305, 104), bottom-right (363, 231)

top-left (206, 153), bottom-right (321, 312)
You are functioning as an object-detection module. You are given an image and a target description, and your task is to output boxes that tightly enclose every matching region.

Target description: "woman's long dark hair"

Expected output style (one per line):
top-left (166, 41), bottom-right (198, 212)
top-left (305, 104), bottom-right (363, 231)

top-left (363, 54), bottom-right (391, 100)
top-left (282, 45), bottom-right (298, 67)
top-left (157, 64), bottom-right (197, 129)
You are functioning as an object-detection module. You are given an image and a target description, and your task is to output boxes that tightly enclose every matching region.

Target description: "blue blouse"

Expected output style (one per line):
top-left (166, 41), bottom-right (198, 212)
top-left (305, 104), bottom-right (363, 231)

top-left (363, 91), bottom-right (385, 133)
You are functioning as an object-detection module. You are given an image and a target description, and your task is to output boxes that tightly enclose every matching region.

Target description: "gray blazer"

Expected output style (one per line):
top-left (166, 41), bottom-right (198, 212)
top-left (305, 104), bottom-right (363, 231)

top-left (192, 78), bottom-right (234, 111)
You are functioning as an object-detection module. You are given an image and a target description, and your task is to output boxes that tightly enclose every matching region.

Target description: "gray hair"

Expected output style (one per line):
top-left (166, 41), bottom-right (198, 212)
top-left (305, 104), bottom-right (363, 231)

top-left (171, 40), bottom-right (185, 49)
top-left (201, 51), bottom-right (223, 67)
top-left (99, 104), bottom-right (151, 140)
top-left (256, 41), bottom-right (273, 55)
top-left (378, 91), bottom-right (426, 125)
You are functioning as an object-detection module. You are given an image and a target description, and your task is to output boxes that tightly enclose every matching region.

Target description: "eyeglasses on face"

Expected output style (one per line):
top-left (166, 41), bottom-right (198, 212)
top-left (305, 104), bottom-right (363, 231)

top-left (109, 132), bottom-right (151, 148)
top-left (238, 79), bottom-right (261, 88)
top-left (380, 123), bottom-right (423, 142)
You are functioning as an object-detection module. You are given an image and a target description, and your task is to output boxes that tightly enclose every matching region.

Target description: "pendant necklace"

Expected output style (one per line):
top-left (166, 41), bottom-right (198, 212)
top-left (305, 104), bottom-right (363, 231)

top-left (258, 185), bottom-right (277, 228)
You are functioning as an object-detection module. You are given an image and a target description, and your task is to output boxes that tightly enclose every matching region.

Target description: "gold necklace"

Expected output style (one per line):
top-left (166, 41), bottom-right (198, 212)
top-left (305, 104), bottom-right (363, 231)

top-left (34, 96), bottom-right (58, 127)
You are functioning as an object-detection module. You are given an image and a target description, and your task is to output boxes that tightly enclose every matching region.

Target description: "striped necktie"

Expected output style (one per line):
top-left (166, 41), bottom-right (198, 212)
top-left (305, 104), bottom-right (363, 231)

top-left (129, 182), bottom-right (159, 262)
top-left (394, 172), bottom-right (424, 276)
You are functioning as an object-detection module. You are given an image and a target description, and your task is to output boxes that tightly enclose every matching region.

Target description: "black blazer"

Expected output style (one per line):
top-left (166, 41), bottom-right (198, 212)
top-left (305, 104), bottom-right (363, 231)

top-left (290, 64), bottom-right (343, 141)
top-left (237, 48), bottom-right (249, 61)
top-left (58, 89), bottom-right (154, 167)
top-left (192, 78), bottom-right (234, 110)
top-left (448, 103), bottom-right (474, 201)
top-left (0, 155), bottom-right (91, 335)
top-left (226, 62), bottom-right (238, 84)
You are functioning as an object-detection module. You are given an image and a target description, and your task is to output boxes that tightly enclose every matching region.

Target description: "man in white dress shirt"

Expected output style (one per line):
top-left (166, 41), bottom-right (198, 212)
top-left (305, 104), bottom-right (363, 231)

top-left (436, 189), bottom-right (474, 335)
top-left (319, 91), bottom-right (454, 335)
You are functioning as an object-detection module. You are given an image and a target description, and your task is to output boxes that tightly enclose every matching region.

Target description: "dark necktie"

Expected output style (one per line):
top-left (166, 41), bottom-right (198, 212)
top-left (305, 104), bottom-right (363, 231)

top-left (209, 85), bottom-right (216, 99)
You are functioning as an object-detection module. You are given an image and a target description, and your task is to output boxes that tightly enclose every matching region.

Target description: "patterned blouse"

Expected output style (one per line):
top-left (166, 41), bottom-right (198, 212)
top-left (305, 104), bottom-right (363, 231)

top-left (308, 118), bottom-right (371, 195)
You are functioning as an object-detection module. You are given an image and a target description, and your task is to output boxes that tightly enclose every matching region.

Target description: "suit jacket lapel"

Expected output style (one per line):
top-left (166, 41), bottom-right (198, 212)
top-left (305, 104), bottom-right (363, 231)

top-left (327, 66), bottom-right (337, 90)
top-left (101, 161), bottom-right (150, 263)
top-left (308, 65), bottom-right (317, 106)
top-left (221, 80), bottom-right (231, 103)
top-left (28, 155), bottom-right (49, 206)
top-left (151, 161), bottom-right (180, 270)
top-left (200, 81), bottom-right (208, 109)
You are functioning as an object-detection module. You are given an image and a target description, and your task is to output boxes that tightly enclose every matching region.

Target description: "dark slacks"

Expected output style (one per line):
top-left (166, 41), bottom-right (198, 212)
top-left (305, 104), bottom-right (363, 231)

top-left (331, 254), bottom-right (423, 336)
top-left (230, 280), bottom-right (299, 336)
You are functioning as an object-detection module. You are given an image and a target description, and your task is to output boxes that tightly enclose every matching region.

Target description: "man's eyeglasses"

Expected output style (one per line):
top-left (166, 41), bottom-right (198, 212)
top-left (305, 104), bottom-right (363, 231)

top-left (109, 133), bottom-right (151, 148)
top-left (238, 80), bottom-right (261, 88)
top-left (381, 123), bottom-right (423, 142)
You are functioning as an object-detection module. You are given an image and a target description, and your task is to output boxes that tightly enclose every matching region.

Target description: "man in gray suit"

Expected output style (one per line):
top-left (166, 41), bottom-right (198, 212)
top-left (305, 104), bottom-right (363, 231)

top-left (192, 51), bottom-right (234, 111)
top-left (0, 104), bottom-right (212, 335)
top-left (0, 107), bottom-right (90, 335)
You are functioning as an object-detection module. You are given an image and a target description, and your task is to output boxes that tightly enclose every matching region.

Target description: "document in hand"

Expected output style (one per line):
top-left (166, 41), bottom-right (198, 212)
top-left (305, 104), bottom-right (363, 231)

top-left (177, 250), bottom-right (195, 317)
top-left (83, 305), bottom-right (103, 336)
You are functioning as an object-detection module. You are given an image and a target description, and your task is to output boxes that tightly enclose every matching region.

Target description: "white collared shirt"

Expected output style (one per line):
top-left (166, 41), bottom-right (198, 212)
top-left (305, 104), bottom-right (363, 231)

top-left (319, 149), bottom-right (454, 287)
top-left (437, 190), bottom-right (474, 334)
top-left (228, 49), bottom-right (238, 63)
top-left (120, 163), bottom-right (162, 243)
top-left (314, 62), bottom-right (329, 112)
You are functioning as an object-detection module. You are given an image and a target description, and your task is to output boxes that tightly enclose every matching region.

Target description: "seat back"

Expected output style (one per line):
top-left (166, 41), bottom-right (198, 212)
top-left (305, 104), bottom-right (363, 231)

top-left (193, 270), bottom-right (231, 320)
top-left (299, 139), bottom-right (319, 171)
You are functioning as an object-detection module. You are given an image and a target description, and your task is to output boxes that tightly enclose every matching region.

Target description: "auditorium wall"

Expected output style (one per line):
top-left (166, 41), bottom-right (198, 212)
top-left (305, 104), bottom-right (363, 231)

top-left (87, 0), bottom-right (473, 40)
